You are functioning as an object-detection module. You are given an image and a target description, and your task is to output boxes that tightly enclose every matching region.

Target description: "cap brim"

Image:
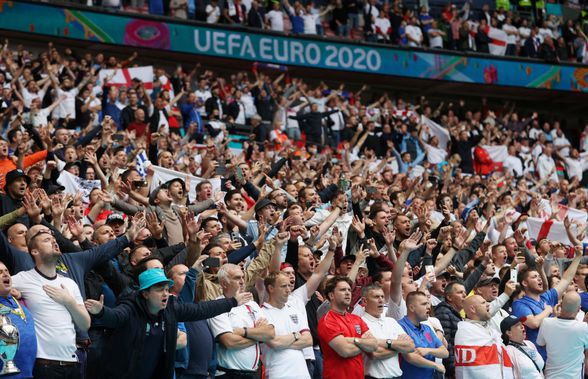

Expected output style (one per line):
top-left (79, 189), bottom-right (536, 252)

top-left (139, 278), bottom-right (174, 292)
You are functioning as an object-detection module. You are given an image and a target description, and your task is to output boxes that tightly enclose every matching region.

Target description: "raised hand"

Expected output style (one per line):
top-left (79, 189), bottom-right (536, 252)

top-left (235, 291), bottom-right (253, 306)
top-left (84, 294), bottom-right (104, 315)
top-left (66, 215), bottom-right (83, 240)
top-left (23, 191), bottom-right (42, 222)
top-left (146, 211), bottom-right (164, 239)
top-left (351, 215), bottom-right (366, 236)
top-left (126, 212), bottom-right (147, 241)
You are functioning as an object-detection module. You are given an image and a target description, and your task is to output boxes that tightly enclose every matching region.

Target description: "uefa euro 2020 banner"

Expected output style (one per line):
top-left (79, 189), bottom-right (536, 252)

top-left (1, 1), bottom-right (588, 92)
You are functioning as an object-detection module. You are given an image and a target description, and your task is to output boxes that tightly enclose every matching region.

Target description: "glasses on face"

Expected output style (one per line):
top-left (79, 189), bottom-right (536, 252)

top-left (29, 230), bottom-right (54, 244)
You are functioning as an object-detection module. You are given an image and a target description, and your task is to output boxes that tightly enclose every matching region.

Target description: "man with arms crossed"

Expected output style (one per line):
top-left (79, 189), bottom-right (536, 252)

top-left (361, 284), bottom-right (415, 379)
top-left (261, 272), bottom-right (313, 379)
top-left (317, 276), bottom-right (378, 379)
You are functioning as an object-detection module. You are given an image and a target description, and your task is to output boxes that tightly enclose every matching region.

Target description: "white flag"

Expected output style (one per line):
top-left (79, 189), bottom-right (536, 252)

top-left (421, 115), bottom-right (450, 150)
top-left (526, 217), bottom-right (576, 245)
top-left (57, 171), bottom-right (101, 203)
top-left (486, 27), bottom-right (508, 56)
top-left (98, 66), bottom-right (154, 92)
top-left (149, 165), bottom-right (221, 203)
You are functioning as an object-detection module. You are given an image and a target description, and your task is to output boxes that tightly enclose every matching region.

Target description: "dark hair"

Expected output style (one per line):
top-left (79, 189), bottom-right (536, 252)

top-left (133, 256), bottom-right (163, 280)
top-left (518, 268), bottom-right (538, 289)
top-left (224, 189), bottom-right (241, 204)
top-left (121, 168), bottom-right (139, 183)
top-left (196, 180), bottom-right (211, 192)
top-left (201, 217), bottom-right (219, 230)
top-left (324, 276), bottom-right (353, 298)
top-left (7, 129), bottom-right (20, 143)
top-left (373, 270), bottom-right (391, 284)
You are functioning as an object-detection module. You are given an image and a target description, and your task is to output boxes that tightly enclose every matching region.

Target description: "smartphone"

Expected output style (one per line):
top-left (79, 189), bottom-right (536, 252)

top-left (231, 231), bottom-right (240, 242)
top-left (203, 257), bottom-right (221, 268)
top-left (425, 265), bottom-right (436, 282)
top-left (215, 166), bottom-right (227, 176)
top-left (366, 186), bottom-right (377, 195)
top-left (132, 180), bottom-right (148, 188)
top-left (112, 134), bottom-right (124, 141)
top-left (339, 177), bottom-right (350, 192)
top-left (235, 166), bottom-right (244, 182)
top-left (510, 267), bottom-right (518, 282)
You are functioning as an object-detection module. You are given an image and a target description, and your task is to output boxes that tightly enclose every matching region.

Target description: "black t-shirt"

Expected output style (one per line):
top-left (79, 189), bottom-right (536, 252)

top-left (136, 320), bottom-right (165, 379)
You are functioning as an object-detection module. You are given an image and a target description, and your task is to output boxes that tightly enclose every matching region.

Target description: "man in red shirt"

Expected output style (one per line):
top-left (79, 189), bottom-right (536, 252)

top-left (318, 276), bottom-right (378, 379)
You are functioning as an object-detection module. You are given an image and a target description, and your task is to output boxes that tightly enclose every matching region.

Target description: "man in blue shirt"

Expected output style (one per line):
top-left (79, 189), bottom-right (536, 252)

top-left (399, 291), bottom-right (448, 378)
top-left (512, 248), bottom-right (582, 360)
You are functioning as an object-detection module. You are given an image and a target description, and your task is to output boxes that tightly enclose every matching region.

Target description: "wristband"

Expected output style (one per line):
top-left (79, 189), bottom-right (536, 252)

top-left (243, 327), bottom-right (248, 338)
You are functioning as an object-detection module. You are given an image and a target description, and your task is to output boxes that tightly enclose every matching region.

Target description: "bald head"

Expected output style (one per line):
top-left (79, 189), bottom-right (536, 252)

top-left (561, 291), bottom-right (581, 316)
top-left (463, 295), bottom-right (490, 321)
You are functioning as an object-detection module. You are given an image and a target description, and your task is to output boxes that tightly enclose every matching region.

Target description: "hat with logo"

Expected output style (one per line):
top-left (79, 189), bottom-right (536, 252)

top-left (106, 212), bottom-right (126, 225)
top-left (500, 315), bottom-right (527, 335)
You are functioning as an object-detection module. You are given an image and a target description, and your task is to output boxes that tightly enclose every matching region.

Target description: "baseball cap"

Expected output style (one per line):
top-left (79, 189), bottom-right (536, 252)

top-left (138, 268), bottom-right (174, 292)
top-left (165, 177), bottom-right (186, 192)
top-left (149, 184), bottom-right (168, 206)
top-left (45, 183), bottom-right (65, 196)
top-left (106, 213), bottom-right (126, 225)
top-left (475, 277), bottom-right (500, 288)
top-left (4, 169), bottom-right (31, 191)
top-left (254, 198), bottom-right (277, 213)
top-left (500, 315), bottom-right (527, 335)
top-left (338, 255), bottom-right (356, 266)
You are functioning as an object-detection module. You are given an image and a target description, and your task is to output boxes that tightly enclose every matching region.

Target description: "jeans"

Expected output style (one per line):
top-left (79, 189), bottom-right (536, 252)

top-left (86, 329), bottom-right (107, 379)
top-left (312, 349), bottom-right (323, 379)
top-left (287, 127), bottom-right (301, 141)
top-left (33, 362), bottom-right (81, 379)
top-left (306, 359), bottom-right (315, 378)
top-left (337, 24), bottom-right (349, 37)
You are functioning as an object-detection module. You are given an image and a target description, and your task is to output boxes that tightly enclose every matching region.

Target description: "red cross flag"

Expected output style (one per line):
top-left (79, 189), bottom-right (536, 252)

top-left (99, 66), bottom-right (154, 92)
top-left (483, 26), bottom-right (507, 56)
top-left (526, 217), bottom-right (575, 245)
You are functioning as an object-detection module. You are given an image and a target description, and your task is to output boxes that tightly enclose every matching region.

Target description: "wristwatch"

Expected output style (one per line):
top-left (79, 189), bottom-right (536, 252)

top-left (386, 339), bottom-right (392, 350)
top-left (293, 332), bottom-right (300, 341)
top-left (353, 337), bottom-right (359, 346)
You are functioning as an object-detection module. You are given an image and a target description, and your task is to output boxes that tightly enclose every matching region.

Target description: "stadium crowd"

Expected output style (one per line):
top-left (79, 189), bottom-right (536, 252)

top-left (0, 38), bottom-right (586, 379)
top-left (87, 0), bottom-right (588, 63)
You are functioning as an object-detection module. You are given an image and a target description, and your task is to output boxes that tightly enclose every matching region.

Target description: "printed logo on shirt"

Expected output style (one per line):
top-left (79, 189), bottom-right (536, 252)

top-left (355, 324), bottom-right (362, 335)
top-left (56, 260), bottom-right (68, 274)
top-left (289, 314), bottom-right (299, 324)
top-left (425, 332), bottom-right (433, 343)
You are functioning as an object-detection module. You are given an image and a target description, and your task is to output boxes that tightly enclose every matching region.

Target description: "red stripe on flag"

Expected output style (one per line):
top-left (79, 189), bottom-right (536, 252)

top-left (490, 39), bottom-right (507, 46)
top-left (537, 219), bottom-right (554, 241)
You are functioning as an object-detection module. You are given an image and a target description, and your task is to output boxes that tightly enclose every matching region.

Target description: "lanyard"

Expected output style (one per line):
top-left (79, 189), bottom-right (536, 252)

top-left (0, 296), bottom-right (26, 323)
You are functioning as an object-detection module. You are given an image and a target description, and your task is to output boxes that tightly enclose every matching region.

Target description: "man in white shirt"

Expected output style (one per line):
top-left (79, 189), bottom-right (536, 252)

top-left (562, 148), bottom-right (588, 182)
top-left (261, 272), bottom-right (312, 379)
top-left (536, 142), bottom-right (558, 182)
top-left (502, 17), bottom-right (518, 56)
top-left (361, 284), bottom-right (415, 379)
top-left (12, 228), bottom-right (91, 378)
top-left (48, 73), bottom-right (90, 123)
top-left (405, 17), bottom-right (423, 47)
top-left (503, 144), bottom-right (524, 177)
top-left (265, 2), bottom-right (285, 32)
top-left (207, 263), bottom-right (275, 378)
top-left (537, 291), bottom-right (588, 379)
top-left (473, 278), bottom-right (517, 333)
top-left (206, 0), bottom-right (221, 24)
